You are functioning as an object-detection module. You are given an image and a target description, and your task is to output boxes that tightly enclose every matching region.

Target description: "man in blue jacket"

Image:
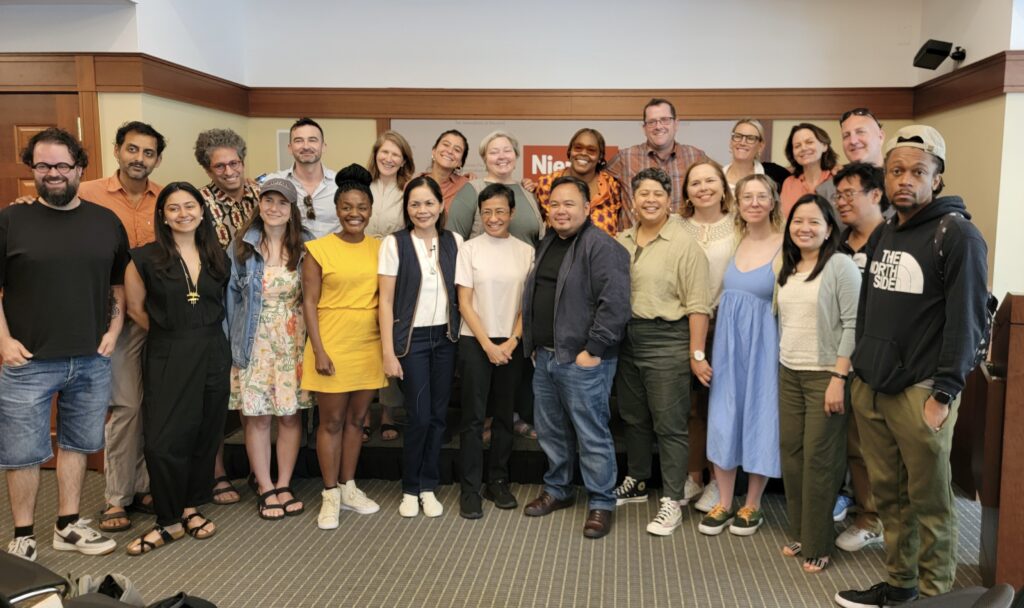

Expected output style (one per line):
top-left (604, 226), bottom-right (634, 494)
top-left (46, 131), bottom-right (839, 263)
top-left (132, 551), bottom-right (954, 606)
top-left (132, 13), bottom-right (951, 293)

top-left (520, 175), bottom-right (631, 539)
top-left (835, 126), bottom-right (990, 607)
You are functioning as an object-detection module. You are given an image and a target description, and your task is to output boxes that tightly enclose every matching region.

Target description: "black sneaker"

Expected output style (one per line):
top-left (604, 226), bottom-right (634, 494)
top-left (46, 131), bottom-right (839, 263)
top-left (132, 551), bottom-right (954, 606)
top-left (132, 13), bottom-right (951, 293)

top-left (483, 480), bottom-right (518, 509)
top-left (834, 582), bottom-right (919, 607)
top-left (613, 476), bottom-right (649, 505)
top-left (460, 493), bottom-right (483, 520)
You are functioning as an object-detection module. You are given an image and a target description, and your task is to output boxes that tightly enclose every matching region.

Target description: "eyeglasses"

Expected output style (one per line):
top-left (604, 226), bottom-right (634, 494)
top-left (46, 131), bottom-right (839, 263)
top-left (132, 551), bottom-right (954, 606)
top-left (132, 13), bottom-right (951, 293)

top-left (210, 160), bottom-right (243, 174)
top-left (839, 107), bottom-right (881, 127)
top-left (302, 194), bottom-right (315, 220)
top-left (739, 193), bottom-right (771, 204)
top-left (730, 132), bottom-right (761, 144)
top-left (480, 208), bottom-right (510, 218)
top-left (832, 189), bottom-right (868, 203)
top-left (31, 162), bottom-right (76, 175)
top-left (643, 117), bottom-right (675, 128)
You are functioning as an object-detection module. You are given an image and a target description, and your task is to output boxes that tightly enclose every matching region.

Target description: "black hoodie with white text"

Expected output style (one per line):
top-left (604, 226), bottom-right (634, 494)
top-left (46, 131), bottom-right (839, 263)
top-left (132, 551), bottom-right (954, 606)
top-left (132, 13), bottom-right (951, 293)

top-left (852, 195), bottom-right (989, 396)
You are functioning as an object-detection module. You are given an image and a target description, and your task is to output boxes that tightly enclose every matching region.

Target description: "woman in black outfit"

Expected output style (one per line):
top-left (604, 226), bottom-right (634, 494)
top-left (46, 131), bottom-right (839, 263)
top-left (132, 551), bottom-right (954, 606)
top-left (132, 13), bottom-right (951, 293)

top-left (124, 182), bottom-right (231, 555)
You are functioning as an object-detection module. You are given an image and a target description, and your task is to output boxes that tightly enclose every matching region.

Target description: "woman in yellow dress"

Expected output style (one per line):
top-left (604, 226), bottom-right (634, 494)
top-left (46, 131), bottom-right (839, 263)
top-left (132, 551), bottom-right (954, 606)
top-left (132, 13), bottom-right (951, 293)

top-left (301, 164), bottom-right (387, 530)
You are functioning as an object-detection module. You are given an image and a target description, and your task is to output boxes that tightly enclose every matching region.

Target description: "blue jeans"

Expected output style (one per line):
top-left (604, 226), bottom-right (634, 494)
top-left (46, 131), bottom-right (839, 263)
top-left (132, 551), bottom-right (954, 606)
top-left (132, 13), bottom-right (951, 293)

top-left (532, 348), bottom-right (617, 510)
top-left (399, 325), bottom-right (457, 494)
top-left (0, 355), bottom-right (112, 469)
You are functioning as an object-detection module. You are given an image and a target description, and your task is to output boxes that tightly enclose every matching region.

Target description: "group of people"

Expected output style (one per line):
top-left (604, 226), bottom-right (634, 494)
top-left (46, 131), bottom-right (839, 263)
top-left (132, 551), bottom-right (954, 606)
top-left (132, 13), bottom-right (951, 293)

top-left (0, 98), bottom-right (991, 607)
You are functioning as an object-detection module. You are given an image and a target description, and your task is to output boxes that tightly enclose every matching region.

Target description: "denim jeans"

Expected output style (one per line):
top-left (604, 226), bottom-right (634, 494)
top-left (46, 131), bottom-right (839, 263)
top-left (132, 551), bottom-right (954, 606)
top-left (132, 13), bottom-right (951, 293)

top-left (399, 325), bottom-right (457, 495)
top-left (532, 348), bottom-right (617, 510)
top-left (0, 354), bottom-right (112, 469)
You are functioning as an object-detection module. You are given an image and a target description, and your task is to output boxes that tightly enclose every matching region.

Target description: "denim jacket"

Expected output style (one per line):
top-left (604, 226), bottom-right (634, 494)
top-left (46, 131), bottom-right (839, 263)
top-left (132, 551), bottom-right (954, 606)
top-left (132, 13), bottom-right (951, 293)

top-left (227, 225), bottom-right (315, 368)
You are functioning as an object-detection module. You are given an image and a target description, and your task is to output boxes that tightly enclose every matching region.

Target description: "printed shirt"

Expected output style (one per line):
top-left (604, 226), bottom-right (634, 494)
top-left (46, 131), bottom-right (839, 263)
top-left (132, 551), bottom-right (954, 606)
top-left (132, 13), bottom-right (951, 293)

top-left (534, 169), bottom-right (623, 236)
top-left (200, 179), bottom-right (260, 248)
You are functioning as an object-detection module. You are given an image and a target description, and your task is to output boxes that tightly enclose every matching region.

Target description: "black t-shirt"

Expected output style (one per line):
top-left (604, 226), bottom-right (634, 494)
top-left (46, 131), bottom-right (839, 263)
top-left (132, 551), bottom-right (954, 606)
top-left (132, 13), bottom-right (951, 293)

top-left (532, 234), bottom-right (576, 349)
top-left (0, 200), bottom-right (130, 358)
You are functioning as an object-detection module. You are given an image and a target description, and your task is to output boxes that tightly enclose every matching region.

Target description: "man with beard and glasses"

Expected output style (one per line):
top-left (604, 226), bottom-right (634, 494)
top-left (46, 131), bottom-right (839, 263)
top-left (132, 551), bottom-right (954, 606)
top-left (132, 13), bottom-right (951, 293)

top-left (266, 117), bottom-right (338, 237)
top-left (1, 128), bottom-right (130, 562)
top-left (607, 98), bottom-right (710, 228)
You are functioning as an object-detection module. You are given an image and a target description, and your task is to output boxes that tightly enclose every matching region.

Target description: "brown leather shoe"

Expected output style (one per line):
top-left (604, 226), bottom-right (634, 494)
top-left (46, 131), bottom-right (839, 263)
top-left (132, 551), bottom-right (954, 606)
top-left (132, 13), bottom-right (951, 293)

top-left (523, 492), bottom-right (574, 517)
top-left (583, 509), bottom-right (613, 538)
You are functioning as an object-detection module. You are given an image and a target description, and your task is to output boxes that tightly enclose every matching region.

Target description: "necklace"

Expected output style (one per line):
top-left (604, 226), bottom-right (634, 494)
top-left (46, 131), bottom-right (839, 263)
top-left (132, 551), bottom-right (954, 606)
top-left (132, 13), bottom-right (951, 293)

top-left (179, 257), bottom-right (201, 306)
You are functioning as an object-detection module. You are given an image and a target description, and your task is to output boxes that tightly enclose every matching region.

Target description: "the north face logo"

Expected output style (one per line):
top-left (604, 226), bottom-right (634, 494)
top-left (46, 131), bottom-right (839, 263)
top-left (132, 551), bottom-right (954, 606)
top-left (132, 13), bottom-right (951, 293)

top-left (870, 249), bottom-right (925, 294)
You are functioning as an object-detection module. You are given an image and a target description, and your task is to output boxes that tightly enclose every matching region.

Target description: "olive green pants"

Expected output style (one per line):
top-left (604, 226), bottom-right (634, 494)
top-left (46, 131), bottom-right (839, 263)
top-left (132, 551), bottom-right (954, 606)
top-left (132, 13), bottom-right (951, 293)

top-left (851, 378), bottom-right (960, 597)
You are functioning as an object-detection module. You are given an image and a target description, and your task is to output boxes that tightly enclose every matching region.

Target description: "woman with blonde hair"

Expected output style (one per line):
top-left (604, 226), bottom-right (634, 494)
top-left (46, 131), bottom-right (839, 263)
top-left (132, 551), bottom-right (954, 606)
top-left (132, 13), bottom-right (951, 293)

top-left (722, 119), bottom-right (790, 193)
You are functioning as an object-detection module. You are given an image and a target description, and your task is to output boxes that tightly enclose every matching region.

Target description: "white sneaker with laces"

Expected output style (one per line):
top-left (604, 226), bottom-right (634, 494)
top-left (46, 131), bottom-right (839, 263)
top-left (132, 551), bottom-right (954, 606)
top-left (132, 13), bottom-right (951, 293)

top-left (835, 525), bottom-right (885, 552)
top-left (694, 479), bottom-right (720, 513)
top-left (317, 487), bottom-right (342, 530)
top-left (8, 536), bottom-right (37, 561)
top-left (399, 493), bottom-right (420, 517)
top-left (53, 519), bottom-right (116, 555)
top-left (646, 497), bottom-right (683, 536)
top-left (420, 491), bottom-right (443, 517)
top-left (682, 478), bottom-right (704, 506)
top-left (341, 480), bottom-right (380, 515)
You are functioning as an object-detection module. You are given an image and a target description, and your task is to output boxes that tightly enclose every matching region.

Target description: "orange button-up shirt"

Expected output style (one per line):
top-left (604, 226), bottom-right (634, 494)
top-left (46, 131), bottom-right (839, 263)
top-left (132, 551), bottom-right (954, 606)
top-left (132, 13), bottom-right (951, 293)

top-left (77, 173), bottom-right (162, 248)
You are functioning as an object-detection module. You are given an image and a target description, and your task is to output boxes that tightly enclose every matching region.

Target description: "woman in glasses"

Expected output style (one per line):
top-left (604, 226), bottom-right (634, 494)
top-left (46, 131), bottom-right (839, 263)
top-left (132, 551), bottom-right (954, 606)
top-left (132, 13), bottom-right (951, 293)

top-left (721, 119), bottom-right (791, 194)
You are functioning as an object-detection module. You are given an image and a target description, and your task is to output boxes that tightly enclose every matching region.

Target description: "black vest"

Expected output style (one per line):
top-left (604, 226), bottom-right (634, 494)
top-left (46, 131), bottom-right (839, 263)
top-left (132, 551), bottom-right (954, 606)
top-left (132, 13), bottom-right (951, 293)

top-left (391, 229), bottom-right (460, 356)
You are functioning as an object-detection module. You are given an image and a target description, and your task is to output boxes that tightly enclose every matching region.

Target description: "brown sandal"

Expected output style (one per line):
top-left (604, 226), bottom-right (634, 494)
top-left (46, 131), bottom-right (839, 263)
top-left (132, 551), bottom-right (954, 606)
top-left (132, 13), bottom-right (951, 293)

top-left (182, 512), bottom-right (216, 540)
top-left (99, 505), bottom-right (131, 532)
top-left (126, 524), bottom-right (183, 556)
top-left (211, 476), bottom-right (240, 505)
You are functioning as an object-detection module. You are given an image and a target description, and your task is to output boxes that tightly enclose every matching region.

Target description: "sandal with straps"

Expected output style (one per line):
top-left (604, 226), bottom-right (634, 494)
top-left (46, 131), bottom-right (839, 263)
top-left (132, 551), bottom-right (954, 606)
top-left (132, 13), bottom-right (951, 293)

top-left (803, 556), bottom-right (830, 573)
top-left (126, 524), bottom-right (184, 556)
top-left (275, 487), bottom-right (304, 516)
top-left (211, 475), bottom-right (240, 505)
top-left (257, 490), bottom-right (285, 521)
top-left (782, 542), bottom-right (802, 557)
top-left (182, 512), bottom-right (216, 540)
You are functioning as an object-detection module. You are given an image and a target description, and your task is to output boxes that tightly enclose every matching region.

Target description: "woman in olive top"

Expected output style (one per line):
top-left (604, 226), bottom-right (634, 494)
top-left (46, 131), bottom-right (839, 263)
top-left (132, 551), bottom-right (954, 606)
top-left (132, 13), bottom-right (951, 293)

top-left (612, 167), bottom-right (712, 537)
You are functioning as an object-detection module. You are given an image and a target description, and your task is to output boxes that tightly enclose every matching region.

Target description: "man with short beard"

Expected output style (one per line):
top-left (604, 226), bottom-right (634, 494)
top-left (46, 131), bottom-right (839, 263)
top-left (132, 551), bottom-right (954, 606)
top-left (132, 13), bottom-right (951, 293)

top-left (266, 117), bottom-right (338, 237)
top-left (77, 121), bottom-right (165, 532)
top-left (0, 128), bottom-right (130, 561)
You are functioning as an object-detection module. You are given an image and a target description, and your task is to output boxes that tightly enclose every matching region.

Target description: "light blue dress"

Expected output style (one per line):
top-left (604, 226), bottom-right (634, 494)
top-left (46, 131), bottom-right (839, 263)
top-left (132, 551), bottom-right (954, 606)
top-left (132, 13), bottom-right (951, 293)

top-left (707, 255), bottom-right (782, 478)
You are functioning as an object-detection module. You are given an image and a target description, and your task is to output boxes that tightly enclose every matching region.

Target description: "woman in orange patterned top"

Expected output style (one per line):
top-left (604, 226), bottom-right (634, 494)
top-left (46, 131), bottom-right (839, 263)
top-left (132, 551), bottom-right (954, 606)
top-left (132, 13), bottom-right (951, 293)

top-left (531, 128), bottom-right (624, 235)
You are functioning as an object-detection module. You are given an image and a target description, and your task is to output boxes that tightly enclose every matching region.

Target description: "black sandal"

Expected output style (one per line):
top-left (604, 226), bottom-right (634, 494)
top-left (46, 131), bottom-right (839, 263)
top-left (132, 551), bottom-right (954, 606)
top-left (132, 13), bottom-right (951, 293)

top-left (275, 487), bottom-right (304, 516)
top-left (126, 524), bottom-right (182, 556)
top-left (380, 423), bottom-right (400, 441)
top-left (99, 505), bottom-right (131, 533)
top-left (257, 490), bottom-right (285, 521)
top-left (182, 512), bottom-right (216, 539)
top-left (361, 426), bottom-right (372, 443)
top-left (211, 475), bottom-right (240, 505)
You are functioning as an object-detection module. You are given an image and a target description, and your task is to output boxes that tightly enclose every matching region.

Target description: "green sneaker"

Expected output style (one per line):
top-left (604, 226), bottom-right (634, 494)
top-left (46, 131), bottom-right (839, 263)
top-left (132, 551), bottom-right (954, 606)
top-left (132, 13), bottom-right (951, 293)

top-left (728, 506), bottom-right (763, 536)
top-left (697, 505), bottom-right (735, 536)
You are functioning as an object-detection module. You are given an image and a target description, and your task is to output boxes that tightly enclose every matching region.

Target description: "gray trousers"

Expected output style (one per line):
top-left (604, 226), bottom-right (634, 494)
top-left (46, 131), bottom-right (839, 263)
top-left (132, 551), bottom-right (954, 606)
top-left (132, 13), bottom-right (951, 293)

top-left (615, 318), bottom-right (690, 500)
top-left (104, 319), bottom-right (149, 507)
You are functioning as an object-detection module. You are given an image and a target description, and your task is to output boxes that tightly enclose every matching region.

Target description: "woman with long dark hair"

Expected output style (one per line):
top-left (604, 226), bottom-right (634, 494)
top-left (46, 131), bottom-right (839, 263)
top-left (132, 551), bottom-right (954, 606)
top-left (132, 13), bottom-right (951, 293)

top-left (776, 194), bottom-right (860, 573)
top-left (123, 182), bottom-right (230, 554)
top-left (379, 175), bottom-right (463, 518)
top-left (303, 165), bottom-right (388, 530)
top-left (227, 179), bottom-right (314, 521)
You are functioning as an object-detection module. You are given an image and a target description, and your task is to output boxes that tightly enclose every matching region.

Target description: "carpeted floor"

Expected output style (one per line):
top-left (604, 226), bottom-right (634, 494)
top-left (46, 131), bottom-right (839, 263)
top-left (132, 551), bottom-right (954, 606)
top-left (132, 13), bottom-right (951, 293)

top-left (1, 472), bottom-right (983, 608)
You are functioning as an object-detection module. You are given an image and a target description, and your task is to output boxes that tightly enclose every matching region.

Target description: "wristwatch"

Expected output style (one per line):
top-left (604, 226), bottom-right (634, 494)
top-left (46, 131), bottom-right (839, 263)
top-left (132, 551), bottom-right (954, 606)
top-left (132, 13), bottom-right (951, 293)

top-left (692, 350), bottom-right (706, 362)
top-left (931, 390), bottom-right (955, 405)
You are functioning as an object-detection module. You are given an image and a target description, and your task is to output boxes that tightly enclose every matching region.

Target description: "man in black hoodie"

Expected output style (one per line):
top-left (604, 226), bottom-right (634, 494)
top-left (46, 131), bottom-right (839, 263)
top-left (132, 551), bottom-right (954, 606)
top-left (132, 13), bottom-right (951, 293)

top-left (835, 126), bottom-right (989, 607)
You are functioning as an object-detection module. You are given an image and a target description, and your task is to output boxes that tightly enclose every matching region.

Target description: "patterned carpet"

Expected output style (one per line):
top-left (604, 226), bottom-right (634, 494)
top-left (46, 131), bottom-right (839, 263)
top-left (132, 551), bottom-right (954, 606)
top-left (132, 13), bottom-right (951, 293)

top-left (0, 472), bottom-right (983, 607)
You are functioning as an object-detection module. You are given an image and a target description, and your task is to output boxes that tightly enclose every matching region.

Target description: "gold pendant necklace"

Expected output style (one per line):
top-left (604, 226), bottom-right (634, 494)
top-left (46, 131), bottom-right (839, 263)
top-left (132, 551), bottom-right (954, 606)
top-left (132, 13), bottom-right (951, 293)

top-left (179, 257), bottom-right (201, 306)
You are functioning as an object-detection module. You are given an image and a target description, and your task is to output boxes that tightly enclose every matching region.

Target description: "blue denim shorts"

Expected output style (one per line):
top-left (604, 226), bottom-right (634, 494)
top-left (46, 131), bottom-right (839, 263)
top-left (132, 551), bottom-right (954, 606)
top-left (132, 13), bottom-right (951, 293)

top-left (0, 355), bottom-right (112, 469)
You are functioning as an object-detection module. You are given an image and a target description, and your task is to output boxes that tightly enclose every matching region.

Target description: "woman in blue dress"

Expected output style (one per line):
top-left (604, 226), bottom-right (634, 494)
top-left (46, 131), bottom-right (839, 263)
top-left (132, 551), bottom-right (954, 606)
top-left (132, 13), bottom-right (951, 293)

top-left (699, 174), bottom-right (783, 538)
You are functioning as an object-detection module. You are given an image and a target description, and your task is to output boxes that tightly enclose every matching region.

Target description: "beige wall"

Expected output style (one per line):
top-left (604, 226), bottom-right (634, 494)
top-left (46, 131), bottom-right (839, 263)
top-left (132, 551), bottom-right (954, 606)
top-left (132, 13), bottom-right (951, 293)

top-left (96, 94), bottom-right (377, 188)
top-left (993, 94), bottom-right (1024, 300)
top-left (918, 96), bottom-right (1005, 289)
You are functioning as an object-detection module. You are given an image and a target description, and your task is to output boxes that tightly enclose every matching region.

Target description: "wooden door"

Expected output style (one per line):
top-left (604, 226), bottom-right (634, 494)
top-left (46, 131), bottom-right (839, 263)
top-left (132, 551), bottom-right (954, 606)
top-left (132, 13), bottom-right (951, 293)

top-left (0, 93), bottom-right (81, 209)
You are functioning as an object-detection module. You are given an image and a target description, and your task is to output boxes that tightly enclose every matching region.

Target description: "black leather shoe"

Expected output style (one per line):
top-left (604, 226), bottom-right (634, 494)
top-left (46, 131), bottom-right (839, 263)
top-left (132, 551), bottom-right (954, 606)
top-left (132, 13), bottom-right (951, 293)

top-left (523, 492), bottom-right (574, 517)
top-left (460, 493), bottom-right (483, 520)
top-left (483, 480), bottom-right (518, 509)
top-left (583, 509), bottom-right (613, 539)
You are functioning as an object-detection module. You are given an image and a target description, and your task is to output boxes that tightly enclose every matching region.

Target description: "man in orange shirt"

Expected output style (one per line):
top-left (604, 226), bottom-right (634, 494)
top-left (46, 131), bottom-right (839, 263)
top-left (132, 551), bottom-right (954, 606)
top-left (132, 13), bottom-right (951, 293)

top-left (76, 121), bottom-right (165, 532)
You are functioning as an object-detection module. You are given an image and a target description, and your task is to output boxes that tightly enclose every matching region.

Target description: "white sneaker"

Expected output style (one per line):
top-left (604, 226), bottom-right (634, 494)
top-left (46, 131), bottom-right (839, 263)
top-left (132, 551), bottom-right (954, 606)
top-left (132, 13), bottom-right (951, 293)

top-left (341, 480), bottom-right (380, 515)
top-left (317, 487), bottom-right (342, 530)
top-left (694, 479), bottom-right (720, 513)
top-left (682, 478), bottom-right (704, 506)
top-left (8, 536), bottom-right (37, 561)
top-left (399, 493), bottom-right (420, 517)
top-left (420, 491), bottom-right (443, 518)
top-left (646, 497), bottom-right (683, 536)
top-left (53, 519), bottom-right (116, 555)
top-left (835, 525), bottom-right (885, 552)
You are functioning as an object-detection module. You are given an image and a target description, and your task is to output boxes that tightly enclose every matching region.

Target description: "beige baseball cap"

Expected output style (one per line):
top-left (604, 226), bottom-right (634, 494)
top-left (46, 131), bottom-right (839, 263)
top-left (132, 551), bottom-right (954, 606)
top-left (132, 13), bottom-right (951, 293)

top-left (884, 125), bottom-right (946, 165)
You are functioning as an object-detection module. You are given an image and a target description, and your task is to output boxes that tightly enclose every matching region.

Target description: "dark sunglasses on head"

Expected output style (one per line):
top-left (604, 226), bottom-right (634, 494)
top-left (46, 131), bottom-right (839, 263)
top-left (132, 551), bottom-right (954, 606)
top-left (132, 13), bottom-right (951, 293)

top-left (839, 107), bottom-right (881, 127)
